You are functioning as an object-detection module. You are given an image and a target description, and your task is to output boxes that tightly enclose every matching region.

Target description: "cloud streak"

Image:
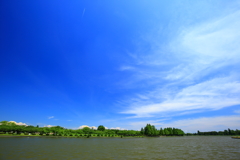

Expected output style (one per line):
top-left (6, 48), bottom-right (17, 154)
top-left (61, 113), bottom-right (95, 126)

top-left (82, 8), bottom-right (85, 18)
top-left (120, 10), bottom-right (240, 119)
top-left (44, 125), bottom-right (55, 127)
top-left (234, 110), bottom-right (240, 114)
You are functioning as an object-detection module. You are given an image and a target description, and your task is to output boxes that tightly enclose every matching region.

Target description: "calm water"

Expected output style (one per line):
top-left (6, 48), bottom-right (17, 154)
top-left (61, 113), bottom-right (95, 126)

top-left (0, 136), bottom-right (239, 160)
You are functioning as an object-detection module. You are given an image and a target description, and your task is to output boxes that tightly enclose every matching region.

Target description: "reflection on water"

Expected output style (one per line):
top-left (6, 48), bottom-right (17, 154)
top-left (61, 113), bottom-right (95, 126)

top-left (0, 136), bottom-right (239, 159)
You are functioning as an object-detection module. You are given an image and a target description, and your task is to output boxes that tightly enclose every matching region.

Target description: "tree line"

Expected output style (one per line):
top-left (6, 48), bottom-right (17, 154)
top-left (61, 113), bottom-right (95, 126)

top-left (140, 124), bottom-right (184, 136)
top-left (0, 121), bottom-right (184, 137)
top-left (185, 128), bottom-right (240, 136)
top-left (0, 122), bottom-right (138, 137)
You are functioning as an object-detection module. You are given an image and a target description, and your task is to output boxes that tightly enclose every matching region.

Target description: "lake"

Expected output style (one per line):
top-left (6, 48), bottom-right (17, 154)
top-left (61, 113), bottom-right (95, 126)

top-left (0, 136), bottom-right (239, 159)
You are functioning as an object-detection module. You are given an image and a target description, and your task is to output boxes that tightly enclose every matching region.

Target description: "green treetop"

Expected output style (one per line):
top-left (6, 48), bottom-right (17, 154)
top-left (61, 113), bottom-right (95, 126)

top-left (97, 125), bottom-right (105, 131)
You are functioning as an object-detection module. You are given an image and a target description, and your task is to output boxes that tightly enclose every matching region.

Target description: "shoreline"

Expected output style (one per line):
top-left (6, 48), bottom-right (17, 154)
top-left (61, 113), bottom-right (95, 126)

top-left (0, 134), bottom-right (144, 138)
top-left (1, 134), bottom-right (237, 138)
top-left (231, 136), bottom-right (240, 139)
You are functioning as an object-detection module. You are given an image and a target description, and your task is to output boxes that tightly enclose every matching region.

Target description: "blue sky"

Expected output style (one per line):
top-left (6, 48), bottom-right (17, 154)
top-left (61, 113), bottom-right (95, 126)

top-left (1, 0), bottom-right (240, 132)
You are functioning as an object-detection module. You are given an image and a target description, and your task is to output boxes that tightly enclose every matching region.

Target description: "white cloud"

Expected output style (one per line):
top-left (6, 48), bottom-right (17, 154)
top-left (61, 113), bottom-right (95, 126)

top-left (122, 74), bottom-right (240, 118)
top-left (110, 127), bottom-right (126, 130)
top-left (48, 116), bottom-right (54, 119)
top-left (120, 10), bottom-right (240, 118)
top-left (44, 125), bottom-right (55, 127)
top-left (78, 125), bottom-right (98, 130)
top-left (168, 11), bottom-right (240, 80)
top-left (9, 121), bottom-right (28, 126)
top-left (77, 125), bottom-right (126, 130)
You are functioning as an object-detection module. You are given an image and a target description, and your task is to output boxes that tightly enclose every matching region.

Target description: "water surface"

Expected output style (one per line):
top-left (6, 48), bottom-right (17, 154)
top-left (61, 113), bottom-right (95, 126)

top-left (0, 136), bottom-right (239, 159)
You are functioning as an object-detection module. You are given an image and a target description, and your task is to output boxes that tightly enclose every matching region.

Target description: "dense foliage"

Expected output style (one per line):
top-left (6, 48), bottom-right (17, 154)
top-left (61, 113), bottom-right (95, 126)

top-left (140, 124), bottom-right (184, 136)
top-left (0, 121), bottom-right (186, 137)
top-left (0, 122), bottom-right (141, 137)
top-left (2, 121), bottom-right (238, 137)
top-left (97, 125), bottom-right (105, 131)
top-left (186, 129), bottom-right (240, 136)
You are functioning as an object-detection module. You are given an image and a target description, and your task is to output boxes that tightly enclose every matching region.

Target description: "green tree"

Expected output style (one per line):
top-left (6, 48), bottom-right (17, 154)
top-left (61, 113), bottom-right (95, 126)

top-left (82, 127), bottom-right (92, 134)
top-left (164, 128), bottom-right (170, 136)
top-left (76, 129), bottom-right (84, 135)
top-left (162, 129), bottom-right (165, 135)
top-left (50, 126), bottom-right (64, 136)
top-left (25, 125), bottom-right (36, 134)
top-left (143, 124), bottom-right (158, 136)
top-left (0, 121), bottom-right (9, 125)
top-left (197, 130), bottom-right (200, 135)
top-left (43, 127), bottom-right (50, 135)
top-left (159, 128), bottom-right (163, 135)
top-left (224, 129), bottom-right (228, 135)
top-left (140, 128), bottom-right (144, 135)
top-left (97, 125), bottom-right (105, 131)
top-left (167, 127), bottom-right (173, 135)
top-left (0, 125), bottom-right (10, 133)
top-left (228, 128), bottom-right (231, 135)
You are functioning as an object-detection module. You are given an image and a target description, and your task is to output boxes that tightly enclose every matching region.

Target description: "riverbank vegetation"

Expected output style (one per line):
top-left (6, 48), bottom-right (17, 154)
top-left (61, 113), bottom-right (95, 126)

top-left (1, 121), bottom-right (239, 137)
top-left (185, 128), bottom-right (240, 136)
top-left (0, 121), bottom-right (184, 137)
top-left (231, 136), bottom-right (240, 139)
top-left (140, 124), bottom-right (184, 136)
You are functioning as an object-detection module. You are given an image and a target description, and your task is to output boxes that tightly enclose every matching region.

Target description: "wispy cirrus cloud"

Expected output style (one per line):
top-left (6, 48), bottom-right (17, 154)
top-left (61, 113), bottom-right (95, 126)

top-left (234, 110), bottom-right (240, 114)
top-left (48, 116), bottom-right (54, 119)
top-left (166, 11), bottom-right (240, 82)
top-left (120, 10), bottom-right (240, 119)
top-left (82, 8), bottom-right (85, 18)
top-left (119, 65), bottom-right (135, 71)
top-left (123, 77), bottom-right (240, 117)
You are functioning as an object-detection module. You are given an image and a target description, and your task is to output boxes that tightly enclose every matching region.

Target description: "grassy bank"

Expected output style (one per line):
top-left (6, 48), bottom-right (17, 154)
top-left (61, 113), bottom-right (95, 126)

top-left (0, 133), bottom-right (144, 138)
top-left (231, 136), bottom-right (240, 139)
